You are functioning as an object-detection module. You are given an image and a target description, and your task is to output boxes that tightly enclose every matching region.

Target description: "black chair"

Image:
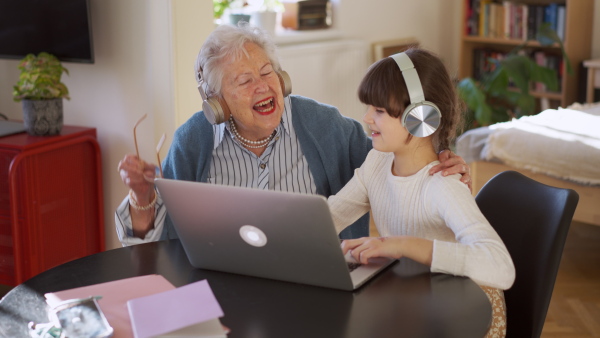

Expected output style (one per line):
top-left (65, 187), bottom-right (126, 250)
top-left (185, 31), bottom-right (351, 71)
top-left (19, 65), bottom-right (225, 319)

top-left (475, 170), bottom-right (579, 338)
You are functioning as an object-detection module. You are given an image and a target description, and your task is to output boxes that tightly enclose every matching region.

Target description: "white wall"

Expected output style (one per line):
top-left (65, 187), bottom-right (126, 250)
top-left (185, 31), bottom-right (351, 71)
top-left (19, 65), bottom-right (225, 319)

top-left (0, 0), bottom-right (598, 250)
top-left (338, 0), bottom-right (464, 76)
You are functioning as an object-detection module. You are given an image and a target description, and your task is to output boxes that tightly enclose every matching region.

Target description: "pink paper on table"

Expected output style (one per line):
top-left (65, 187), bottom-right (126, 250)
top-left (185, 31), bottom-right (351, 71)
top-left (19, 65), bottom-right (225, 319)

top-left (45, 274), bottom-right (175, 338)
top-left (127, 279), bottom-right (224, 338)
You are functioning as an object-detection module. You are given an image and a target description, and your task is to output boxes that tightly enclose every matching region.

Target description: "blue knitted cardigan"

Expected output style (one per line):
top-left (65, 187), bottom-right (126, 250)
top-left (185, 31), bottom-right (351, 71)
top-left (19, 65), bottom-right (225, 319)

top-left (160, 95), bottom-right (372, 240)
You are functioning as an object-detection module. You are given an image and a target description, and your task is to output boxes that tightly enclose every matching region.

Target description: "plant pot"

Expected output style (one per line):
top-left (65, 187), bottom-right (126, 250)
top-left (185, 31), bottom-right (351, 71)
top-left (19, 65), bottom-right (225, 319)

top-left (22, 98), bottom-right (63, 136)
top-left (251, 11), bottom-right (277, 35)
top-left (229, 13), bottom-right (251, 26)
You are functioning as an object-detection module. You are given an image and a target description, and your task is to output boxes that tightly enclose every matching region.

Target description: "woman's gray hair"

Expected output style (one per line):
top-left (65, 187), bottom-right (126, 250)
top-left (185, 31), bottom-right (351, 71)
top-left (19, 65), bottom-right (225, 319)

top-left (195, 23), bottom-right (281, 97)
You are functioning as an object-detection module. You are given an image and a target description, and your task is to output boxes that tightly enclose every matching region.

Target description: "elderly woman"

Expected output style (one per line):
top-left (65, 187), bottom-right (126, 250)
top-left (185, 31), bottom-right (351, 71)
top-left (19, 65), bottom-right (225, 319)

top-left (115, 23), bottom-right (471, 246)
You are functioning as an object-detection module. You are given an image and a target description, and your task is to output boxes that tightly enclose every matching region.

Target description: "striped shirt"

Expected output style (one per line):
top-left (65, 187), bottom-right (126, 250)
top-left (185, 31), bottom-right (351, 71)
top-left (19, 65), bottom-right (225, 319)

top-left (116, 97), bottom-right (317, 246)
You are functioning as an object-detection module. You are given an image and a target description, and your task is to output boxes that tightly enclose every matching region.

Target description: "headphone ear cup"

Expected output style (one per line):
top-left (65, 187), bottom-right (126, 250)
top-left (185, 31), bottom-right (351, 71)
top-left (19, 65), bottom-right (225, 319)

top-left (401, 102), bottom-right (442, 137)
top-left (203, 96), bottom-right (230, 125)
top-left (277, 70), bottom-right (292, 97)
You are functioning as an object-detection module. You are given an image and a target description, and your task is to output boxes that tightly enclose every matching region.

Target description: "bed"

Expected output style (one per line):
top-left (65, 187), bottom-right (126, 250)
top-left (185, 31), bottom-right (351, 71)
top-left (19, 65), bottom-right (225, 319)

top-left (456, 102), bottom-right (600, 227)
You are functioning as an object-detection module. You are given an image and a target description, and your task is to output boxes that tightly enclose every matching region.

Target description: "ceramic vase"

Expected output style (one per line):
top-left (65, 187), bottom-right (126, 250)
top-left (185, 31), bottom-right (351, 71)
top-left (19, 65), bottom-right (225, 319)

top-left (22, 98), bottom-right (63, 136)
top-left (251, 11), bottom-right (277, 35)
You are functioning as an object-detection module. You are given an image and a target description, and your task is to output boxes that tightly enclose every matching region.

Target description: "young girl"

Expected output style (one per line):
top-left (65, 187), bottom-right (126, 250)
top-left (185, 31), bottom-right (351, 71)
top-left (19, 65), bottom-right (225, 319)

top-left (328, 47), bottom-right (515, 338)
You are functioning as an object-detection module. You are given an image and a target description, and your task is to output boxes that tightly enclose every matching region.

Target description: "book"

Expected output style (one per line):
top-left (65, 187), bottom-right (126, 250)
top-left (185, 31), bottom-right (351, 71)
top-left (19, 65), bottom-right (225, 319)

top-left (479, 0), bottom-right (491, 37)
top-left (471, 0), bottom-right (481, 36)
top-left (520, 4), bottom-right (528, 41)
top-left (544, 3), bottom-right (558, 32)
top-left (465, 0), bottom-right (473, 35)
top-left (45, 274), bottom-right (176, 338)
top-left (556, 5), bottom-right (565, 41)
top-left (526, 5), bottom-right (538, 40)
top-left (127, 279), bottom-right (226, 338)
top-left (503, 1), bottom-right (512, 39)
top-left (533, 51), bottom-right (548, 92)
top-left (45, 275), bottom-right (226, 338)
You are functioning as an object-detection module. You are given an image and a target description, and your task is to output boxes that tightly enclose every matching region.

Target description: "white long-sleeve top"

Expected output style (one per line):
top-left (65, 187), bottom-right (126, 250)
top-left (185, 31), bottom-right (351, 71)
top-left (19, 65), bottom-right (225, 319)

top-left (328, 150), bottom-right (515, 290)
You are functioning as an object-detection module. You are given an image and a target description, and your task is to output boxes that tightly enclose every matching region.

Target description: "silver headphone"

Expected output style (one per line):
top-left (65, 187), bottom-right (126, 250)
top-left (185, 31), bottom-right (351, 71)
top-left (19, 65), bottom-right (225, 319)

top-left (390, 52), bottom-right (441, 137)
top-left (197, 68), bottom-right (293, 125)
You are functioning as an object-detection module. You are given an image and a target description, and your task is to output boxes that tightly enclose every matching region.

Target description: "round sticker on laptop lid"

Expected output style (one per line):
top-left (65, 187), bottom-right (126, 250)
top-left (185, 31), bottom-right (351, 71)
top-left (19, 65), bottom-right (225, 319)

top-left (239, 225), bottom-right (267, 247)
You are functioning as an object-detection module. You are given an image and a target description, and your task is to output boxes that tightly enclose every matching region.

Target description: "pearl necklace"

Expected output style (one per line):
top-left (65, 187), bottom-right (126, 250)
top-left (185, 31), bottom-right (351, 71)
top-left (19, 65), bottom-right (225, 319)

top-left (229, 115), bottom-right (276, 149)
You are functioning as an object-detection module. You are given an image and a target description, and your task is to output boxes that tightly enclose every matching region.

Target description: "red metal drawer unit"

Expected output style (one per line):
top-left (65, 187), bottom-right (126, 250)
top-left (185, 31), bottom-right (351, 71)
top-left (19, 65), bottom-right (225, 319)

top-left (0, 126), bottom-right (104, 285)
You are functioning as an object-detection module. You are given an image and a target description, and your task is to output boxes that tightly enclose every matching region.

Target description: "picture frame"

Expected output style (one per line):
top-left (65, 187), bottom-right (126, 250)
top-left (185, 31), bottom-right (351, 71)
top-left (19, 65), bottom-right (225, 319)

top-left (372, 37), bottom-right (419, 61)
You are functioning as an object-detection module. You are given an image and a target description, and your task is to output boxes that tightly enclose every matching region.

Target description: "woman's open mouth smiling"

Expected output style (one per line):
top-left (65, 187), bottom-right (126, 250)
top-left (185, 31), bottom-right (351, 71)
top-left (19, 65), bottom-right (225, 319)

top-left (253, 97), bottom-right (276, 115)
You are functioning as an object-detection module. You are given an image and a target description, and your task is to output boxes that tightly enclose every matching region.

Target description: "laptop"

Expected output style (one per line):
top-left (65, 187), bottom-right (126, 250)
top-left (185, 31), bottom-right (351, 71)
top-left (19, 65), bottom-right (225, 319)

top-left (154, 178), bottom-right (396, 291)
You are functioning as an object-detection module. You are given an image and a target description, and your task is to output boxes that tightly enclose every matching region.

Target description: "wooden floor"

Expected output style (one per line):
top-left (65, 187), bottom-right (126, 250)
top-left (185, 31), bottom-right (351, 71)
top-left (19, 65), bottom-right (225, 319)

top-left (1, 222), bottom-right (599, 336)
top-left (541, 221), bottom-right (600, 337)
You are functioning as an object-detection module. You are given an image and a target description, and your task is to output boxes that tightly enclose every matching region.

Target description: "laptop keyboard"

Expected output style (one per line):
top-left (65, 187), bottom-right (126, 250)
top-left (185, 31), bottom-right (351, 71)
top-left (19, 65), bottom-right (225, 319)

top-left (347, 262), bottom-right (362, 272)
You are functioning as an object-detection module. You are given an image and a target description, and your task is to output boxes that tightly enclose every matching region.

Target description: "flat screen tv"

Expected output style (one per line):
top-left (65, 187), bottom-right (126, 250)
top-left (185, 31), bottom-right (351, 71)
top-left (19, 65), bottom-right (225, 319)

top-left (0, 0), bottom-right (94, 63)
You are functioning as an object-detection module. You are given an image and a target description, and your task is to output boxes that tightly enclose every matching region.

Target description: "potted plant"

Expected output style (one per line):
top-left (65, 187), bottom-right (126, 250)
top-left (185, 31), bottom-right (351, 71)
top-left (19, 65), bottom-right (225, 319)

top-left (213, 0), bottom-right (251, 26)
top-left (457, 24), bottom-right (572, 129)
top-left (213, 0), bottom-right (234, 21)
top-left (12, 52), bottom-right (70, 136)
top-left (248, 0), bottom-right (283, 35)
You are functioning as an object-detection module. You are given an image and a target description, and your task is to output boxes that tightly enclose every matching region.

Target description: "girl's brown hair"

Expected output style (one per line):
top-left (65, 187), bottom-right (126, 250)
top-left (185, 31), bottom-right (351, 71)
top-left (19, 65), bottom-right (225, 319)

top-left (358, 47), bottom-right (464, 153)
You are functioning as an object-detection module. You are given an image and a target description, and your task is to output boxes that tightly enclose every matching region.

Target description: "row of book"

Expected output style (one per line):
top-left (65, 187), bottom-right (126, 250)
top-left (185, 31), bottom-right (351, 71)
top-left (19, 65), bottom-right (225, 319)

top-left (472, 48), bottom-right (563, 93)
top-left (465, 0), bottom-right (566, 41)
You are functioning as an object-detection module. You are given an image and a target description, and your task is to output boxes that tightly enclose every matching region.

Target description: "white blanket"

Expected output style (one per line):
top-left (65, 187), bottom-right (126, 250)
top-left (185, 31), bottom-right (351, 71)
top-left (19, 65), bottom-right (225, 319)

top-left (483, 108), bottom-right (600, 185)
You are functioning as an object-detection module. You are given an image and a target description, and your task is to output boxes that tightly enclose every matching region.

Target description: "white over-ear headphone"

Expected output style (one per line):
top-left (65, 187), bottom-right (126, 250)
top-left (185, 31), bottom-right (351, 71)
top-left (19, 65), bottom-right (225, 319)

top-left (390, 52), bottom-right (441, 137)
top-left (196, 67), bottom-right (292, 125)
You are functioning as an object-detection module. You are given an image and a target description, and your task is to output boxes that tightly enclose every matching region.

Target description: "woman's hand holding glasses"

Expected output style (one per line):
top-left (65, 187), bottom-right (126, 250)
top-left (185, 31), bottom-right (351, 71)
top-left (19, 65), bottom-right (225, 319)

top-left (117, 114), bottom-right (166, 214)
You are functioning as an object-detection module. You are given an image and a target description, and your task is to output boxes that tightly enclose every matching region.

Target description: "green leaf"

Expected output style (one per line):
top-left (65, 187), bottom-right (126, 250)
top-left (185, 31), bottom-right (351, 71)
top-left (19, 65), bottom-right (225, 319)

top-left (490, 106), bottom-right (511, 124)
top-left (530, 63), bottom-right (558, 92)
top-left (537, 23), bottom-right (573, 75)
top-left (485, 66), bottom-right (509, 96)
top-left (457, 78), bottom-right (494, 126)
top-left (515, 94), bottom-right (536, 117)
top-left (499, 55), bottom-right (532, 93)
top-left (12, 52), bottom-right (70, 101)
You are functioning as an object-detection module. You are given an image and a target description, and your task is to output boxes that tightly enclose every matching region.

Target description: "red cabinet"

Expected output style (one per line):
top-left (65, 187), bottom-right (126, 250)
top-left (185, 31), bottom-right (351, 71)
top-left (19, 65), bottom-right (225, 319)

top-left (0, 126), bottom-right (105, 285)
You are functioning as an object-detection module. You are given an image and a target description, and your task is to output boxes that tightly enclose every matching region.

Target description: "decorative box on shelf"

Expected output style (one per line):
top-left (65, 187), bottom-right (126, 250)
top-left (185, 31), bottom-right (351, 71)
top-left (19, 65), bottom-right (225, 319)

top-left (281, 0), bottom-right (332, 30)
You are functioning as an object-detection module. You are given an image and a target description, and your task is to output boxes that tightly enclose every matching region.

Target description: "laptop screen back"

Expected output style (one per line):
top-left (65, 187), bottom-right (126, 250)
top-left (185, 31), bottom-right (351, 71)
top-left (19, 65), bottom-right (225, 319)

top-left (155, 178), bottom-right (356, 290)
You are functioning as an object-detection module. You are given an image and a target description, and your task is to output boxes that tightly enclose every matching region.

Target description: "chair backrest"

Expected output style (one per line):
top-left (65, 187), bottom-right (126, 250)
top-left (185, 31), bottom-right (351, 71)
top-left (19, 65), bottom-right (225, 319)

top-left (475, 170), bottom-right (579, 338)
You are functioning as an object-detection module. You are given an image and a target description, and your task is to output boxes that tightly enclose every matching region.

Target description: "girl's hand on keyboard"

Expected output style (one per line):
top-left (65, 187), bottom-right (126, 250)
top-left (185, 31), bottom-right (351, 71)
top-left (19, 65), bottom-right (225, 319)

top-left (340, 237), bottom-right (401, 265)
top-left (341, 236), bottom-right (434, 266)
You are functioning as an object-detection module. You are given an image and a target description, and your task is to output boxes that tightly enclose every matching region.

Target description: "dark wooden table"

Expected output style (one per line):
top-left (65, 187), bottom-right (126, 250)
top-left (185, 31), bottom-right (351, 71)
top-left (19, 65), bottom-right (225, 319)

top-left (0, 240), bottom-right (492, 338)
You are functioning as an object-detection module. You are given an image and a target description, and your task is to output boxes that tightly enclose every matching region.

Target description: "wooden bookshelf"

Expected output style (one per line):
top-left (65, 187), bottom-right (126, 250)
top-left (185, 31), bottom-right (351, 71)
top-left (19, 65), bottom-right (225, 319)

top-left (459, 0), bottom-right (594, 108)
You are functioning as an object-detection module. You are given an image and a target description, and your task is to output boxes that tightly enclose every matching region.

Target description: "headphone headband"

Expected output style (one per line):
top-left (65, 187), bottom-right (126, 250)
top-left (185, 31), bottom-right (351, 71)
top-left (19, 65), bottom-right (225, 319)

top-left (390, 53), bottom-right (425, 104)
top-left (389, 52), bottom-right (441, 138)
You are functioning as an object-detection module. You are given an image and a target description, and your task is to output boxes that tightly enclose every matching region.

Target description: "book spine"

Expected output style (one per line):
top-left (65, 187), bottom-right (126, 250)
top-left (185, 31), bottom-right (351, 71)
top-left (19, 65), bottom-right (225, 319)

top-left (534, 51), bottom-right (547, 92)
top-left (521, 4), bottom-right (528, 40)
top-left (489, 3), bottom-right (497, 37)
top-left (472, 0), bottom-right (481, 36)
top-left (465, 0), bottom-right (472, 35)
top-left (503, 1), bottom-right (512, 38)
top-left (535, 5), bottom-right (545, 40)
top-left (527, 5), bottom-right (537, 40)
top-left (545, 3), bottom-right (558, 32)
top-left (510, 2), bottom-right (517, 39)
top-left (497, 4), bottom-right (505, 39)
top-left (514, 4), bottom-right (521, 40)
top-left (556, 5), bottom-right (565, 41)
top-left (480, 0), bottom-right (490, 37)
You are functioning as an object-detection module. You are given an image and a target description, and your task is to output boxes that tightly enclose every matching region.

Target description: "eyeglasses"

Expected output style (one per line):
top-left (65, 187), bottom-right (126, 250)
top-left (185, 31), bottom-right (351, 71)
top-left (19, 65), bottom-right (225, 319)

top-left (133, 114), bottom-right (166, 178)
